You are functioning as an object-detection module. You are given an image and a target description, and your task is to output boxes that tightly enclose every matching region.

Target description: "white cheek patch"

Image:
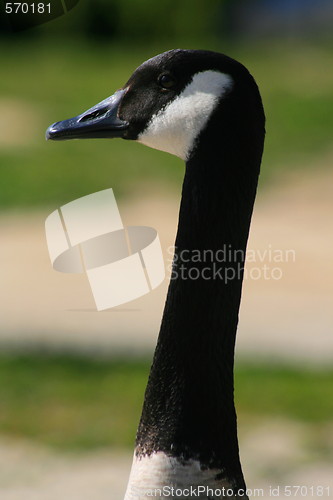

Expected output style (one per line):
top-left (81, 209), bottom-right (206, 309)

top-left (138, 70), bottom-right (233, 160)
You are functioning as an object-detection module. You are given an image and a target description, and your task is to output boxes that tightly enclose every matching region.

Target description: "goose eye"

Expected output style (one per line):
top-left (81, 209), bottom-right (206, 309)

top-left (158, 73), bottom-right (176, 90)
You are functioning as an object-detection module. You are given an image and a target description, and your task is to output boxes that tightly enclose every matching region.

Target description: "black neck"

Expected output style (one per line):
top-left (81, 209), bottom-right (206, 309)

top-left (136, 81), bottom-right (265, 490)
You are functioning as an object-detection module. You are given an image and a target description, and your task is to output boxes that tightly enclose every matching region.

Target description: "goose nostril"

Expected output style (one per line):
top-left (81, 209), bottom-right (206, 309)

top-left (79, 106), bottom-right (109, 123)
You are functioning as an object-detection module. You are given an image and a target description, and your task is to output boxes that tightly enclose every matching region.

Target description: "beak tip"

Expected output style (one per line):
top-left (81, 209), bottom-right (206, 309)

top-left (45, 122), bottom-right (59, 141)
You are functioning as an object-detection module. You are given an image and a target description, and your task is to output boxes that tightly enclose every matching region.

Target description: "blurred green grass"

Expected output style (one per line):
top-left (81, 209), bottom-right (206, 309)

top-left (1, 39), bottom-right (333, 208)
top-left (0, 353), bottom-right (332, 451)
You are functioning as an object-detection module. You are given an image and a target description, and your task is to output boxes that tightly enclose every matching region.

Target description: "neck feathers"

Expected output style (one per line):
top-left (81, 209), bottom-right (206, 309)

top-left (131, 73), bottom-right (265, 496)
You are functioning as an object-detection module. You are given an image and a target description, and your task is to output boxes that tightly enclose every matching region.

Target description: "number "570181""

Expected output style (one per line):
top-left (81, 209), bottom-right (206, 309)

top-left (5, 3), bottom-right (51, 14)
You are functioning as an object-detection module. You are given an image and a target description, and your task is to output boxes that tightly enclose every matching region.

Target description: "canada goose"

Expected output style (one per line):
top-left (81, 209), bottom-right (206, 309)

top-left (46, 49), bottom-right (265, 499)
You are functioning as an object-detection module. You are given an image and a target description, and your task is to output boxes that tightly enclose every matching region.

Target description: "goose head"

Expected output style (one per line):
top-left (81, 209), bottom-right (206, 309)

top-left (46, 49), bottom-right (264, 164)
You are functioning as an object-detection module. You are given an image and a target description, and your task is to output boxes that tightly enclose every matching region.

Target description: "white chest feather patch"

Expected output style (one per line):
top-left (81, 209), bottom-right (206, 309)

top-left (124, 451), bottom-right (238, 499)
top-left (138, 70), bottom-right (233, 161)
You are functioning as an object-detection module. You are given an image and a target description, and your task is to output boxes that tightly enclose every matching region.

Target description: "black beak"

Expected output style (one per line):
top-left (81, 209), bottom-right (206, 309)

top-left (46, 89), bottom-right (129, 141)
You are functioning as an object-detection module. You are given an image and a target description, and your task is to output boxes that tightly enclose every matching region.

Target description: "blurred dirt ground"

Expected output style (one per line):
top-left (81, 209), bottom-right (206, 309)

top-left (0, 418), bottom-right (332, 499)
top-left (1, 168), bottom-right (332, 363)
